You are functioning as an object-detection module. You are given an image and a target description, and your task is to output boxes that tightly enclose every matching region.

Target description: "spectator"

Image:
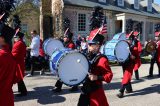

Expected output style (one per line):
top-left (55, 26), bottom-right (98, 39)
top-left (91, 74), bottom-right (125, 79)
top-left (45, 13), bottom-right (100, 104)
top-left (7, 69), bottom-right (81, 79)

top-left (80, 37), bottom-right (87, 54)
top-left (76, 34), bottom-right (82, 50)
top-left (26, 30), bottom-right (40, 77)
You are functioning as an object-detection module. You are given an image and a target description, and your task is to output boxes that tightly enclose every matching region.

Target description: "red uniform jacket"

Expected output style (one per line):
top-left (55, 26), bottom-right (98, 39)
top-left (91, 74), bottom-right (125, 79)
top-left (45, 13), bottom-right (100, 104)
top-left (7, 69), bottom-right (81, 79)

top-left (65, 41), bottom-right (75, 49)
top-left (0, 45), bottom-right (21, 106)
top-left (12, 39), bottom-right (26, 78)
top-left (89, 56), bottom-right (113, 106)
top-left (133, 40), bottom-right (142, 71)
top-left (39, 39), bottom-right (45, 57)
top-left (156, 40), bottom-right (160, 64)
top-left (122, 46), bottom-right (139, 85)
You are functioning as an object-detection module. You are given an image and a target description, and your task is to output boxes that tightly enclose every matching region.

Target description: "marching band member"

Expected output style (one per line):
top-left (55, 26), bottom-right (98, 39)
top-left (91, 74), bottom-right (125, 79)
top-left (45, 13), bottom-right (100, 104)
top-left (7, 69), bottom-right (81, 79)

top-left (0, 24), bottom-right (22, 106)
top-left (148, 32), bottom-right (160, 77)
top-left (78, 29), bottom-right (113, 106)
top-left (39, 39), bottom-right (46, 75)
top-left (53, 31), bottom-right (78, 92)
top-left (26, 30), bottom-right (40, 77)
top-left (12, 32), bottom-right (28, 96)
top-left (117, 32), bottom-right (139, 98)
top-left (132, 31), bottom-right (142, 80)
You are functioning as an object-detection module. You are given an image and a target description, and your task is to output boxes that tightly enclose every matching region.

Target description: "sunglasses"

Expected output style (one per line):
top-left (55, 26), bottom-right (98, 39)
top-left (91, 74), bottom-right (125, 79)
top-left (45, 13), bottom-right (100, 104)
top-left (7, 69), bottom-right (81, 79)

top-left (88, 43), bottom-right (97, 46)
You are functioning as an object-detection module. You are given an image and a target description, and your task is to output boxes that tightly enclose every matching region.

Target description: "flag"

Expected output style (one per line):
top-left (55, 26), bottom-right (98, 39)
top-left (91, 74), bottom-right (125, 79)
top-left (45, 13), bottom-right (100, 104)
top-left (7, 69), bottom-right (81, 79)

top-left (99, 16), bottom-right (107, 35)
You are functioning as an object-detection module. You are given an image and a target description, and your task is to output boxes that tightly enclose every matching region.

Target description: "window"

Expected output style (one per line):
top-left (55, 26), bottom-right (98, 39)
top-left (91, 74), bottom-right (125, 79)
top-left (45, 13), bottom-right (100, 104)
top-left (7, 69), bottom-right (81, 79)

top-left (21, 24), bottom-right (28, 33)
top-left (78, 14), bottom-right (86, 32)
top-left (134, 0), bottom-right (139, 9)
top-left (147, 0), bottom-right (152, 12)
top-left (56, 16), bottom-right (60, 31)
top-left (98, 0), bottom-right (106, 3)
top-left (117, 0), bottom-right (124, 6)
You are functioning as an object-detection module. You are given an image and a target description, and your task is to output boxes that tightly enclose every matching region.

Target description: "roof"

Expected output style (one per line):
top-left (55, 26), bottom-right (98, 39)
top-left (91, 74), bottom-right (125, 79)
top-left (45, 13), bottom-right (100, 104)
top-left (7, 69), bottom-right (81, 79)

top-left (63, 0), bottom-right (160, 18)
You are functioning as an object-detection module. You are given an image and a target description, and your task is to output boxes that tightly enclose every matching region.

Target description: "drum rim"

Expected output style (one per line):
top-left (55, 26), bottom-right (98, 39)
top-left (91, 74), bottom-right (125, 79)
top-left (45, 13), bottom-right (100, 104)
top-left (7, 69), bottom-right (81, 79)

top-left (57, 50), bottom-right (90, 86)
top-left (114, 40), bottom-right (130, 62)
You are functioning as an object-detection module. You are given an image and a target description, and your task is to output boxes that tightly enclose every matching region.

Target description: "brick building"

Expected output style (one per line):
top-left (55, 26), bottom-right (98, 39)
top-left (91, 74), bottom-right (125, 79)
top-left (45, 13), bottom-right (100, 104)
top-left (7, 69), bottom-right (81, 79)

top-left (40, 0), bottom-right (160, 44)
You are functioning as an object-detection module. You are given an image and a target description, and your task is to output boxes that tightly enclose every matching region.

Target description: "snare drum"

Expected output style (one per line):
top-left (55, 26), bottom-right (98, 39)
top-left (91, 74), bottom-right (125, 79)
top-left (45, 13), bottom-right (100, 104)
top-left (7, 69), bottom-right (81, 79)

top-left (112, 33), bottom-right (126, 41)
top-left (104, 40), bottom-right (130, 62)
top-left (50, 49), bottom-right (89, 86)
top-left (43, 38), bottom-right (64, 56)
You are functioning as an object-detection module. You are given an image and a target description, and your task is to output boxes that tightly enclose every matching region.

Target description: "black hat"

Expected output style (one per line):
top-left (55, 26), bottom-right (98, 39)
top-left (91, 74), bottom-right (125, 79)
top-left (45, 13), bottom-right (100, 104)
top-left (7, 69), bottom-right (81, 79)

top-left (64, 28), bottom-right (73, 39)
top-left (14, 32), bottom-right (24, 39)
top-left (0, 23), bottom-right (15, 43)
top-left (88, 28), bottom-right (104, 45)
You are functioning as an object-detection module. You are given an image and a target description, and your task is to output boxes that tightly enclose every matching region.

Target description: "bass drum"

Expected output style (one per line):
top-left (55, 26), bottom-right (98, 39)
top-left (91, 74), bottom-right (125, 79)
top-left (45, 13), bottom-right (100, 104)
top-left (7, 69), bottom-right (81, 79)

top-left (43, 38), bottom-right (64, 56)
top-left (104, 40), bottom-right (130, 62)
top-left (50, 49), bottom-right (89, 86)
top-left (112, 33), bottom-right (126, 41)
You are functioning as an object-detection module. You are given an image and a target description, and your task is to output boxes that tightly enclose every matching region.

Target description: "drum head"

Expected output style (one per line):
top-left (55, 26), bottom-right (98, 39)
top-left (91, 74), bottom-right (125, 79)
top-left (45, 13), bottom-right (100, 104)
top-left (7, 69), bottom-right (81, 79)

top-left (45, 39), bottom-right (64, 56)
top-left (58, 52), bottom-right (89, 86)
top-left (115, 41), bottom-right (130, 62)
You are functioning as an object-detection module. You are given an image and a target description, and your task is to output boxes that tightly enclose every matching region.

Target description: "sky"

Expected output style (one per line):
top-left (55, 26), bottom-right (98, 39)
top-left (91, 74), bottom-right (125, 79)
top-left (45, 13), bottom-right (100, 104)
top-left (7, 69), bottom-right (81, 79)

top-left (154, 0), bottom-right (160, 5)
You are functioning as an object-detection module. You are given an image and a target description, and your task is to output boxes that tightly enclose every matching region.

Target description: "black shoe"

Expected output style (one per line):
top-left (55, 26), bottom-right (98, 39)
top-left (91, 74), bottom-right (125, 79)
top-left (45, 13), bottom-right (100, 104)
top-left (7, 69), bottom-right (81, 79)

top-left (69, 86), bottom-right (78, 92)
top-left (117, 92), bottom-right (124, 98)
top-left (147, 75), bottom-right (153, 78)
top-left (53, 88), bottom-right (62, 93)
top-left (125, 90), bottom-right (133, 94)
top-left (157, 74), bottom-right (160, 77)
top-left (16, 93), bottom-right (27, 97)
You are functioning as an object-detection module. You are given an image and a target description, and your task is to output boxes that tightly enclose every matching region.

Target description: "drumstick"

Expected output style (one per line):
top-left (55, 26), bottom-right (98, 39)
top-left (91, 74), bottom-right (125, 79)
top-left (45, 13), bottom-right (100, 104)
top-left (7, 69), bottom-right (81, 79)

top-left (0, 13), bottom-right (5, 20)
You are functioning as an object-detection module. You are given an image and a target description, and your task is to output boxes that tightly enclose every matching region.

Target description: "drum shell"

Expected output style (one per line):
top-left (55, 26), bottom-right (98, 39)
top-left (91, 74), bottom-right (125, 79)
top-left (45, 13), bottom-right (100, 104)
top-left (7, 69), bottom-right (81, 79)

top-left (50, 49), bottom-right (71, 71)
top-left (112, 33), bottom-right (126, 41)
top-left (43, 38), bottom-right (50, 54)
top-left (104, 40), bottom-right (119, 61)
top-left (104, 40), bottom-right (130, 62)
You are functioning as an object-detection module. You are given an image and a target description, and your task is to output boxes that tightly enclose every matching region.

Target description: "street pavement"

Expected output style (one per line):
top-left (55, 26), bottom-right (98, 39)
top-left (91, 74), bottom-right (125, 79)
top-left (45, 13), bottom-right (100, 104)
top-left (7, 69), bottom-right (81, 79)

top-left (14, 63), bottom-right (160, 106)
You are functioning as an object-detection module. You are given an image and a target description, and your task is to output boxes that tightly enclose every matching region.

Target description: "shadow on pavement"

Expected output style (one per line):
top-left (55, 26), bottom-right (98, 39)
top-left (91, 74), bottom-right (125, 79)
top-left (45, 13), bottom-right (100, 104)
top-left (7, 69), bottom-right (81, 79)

top-left (125, 84), bottom-right (160, 97)
top-left (14, 86), bottom-right (66, 105)
top-left (104, 82), bottom-right (121, 90)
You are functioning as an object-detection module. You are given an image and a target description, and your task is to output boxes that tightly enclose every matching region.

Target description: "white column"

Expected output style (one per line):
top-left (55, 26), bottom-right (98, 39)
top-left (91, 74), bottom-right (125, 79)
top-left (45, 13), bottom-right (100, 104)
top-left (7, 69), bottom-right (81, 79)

top-left (39, 14), bottom-right (44, 40)
top-left (143, 21), bottom-right (146, 45)
top-left (122, 17), bottom-right (126, 33)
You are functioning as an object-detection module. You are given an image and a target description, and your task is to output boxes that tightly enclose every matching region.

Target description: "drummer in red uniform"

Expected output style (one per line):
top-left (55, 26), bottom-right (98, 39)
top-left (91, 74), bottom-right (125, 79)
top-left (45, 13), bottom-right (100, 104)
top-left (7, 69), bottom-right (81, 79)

top-left (132, 31), bottom-right (142, 80)
top-left (148, 31), bottom-right (160, 77)
top-left (12, 32), bottom-right (28, 96)
top-left (39, 39), bottom-right (47, 75)
top-left (117, 31), bottom-right (139, 98)
top-left (0, 24), bottom-right (22, 106)
top-left (155, 32), bottom-right (160, 77)
top-left (77, 28), bottom-right (113, 106)
top-left (53, 31), bottom-right (78, 92)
